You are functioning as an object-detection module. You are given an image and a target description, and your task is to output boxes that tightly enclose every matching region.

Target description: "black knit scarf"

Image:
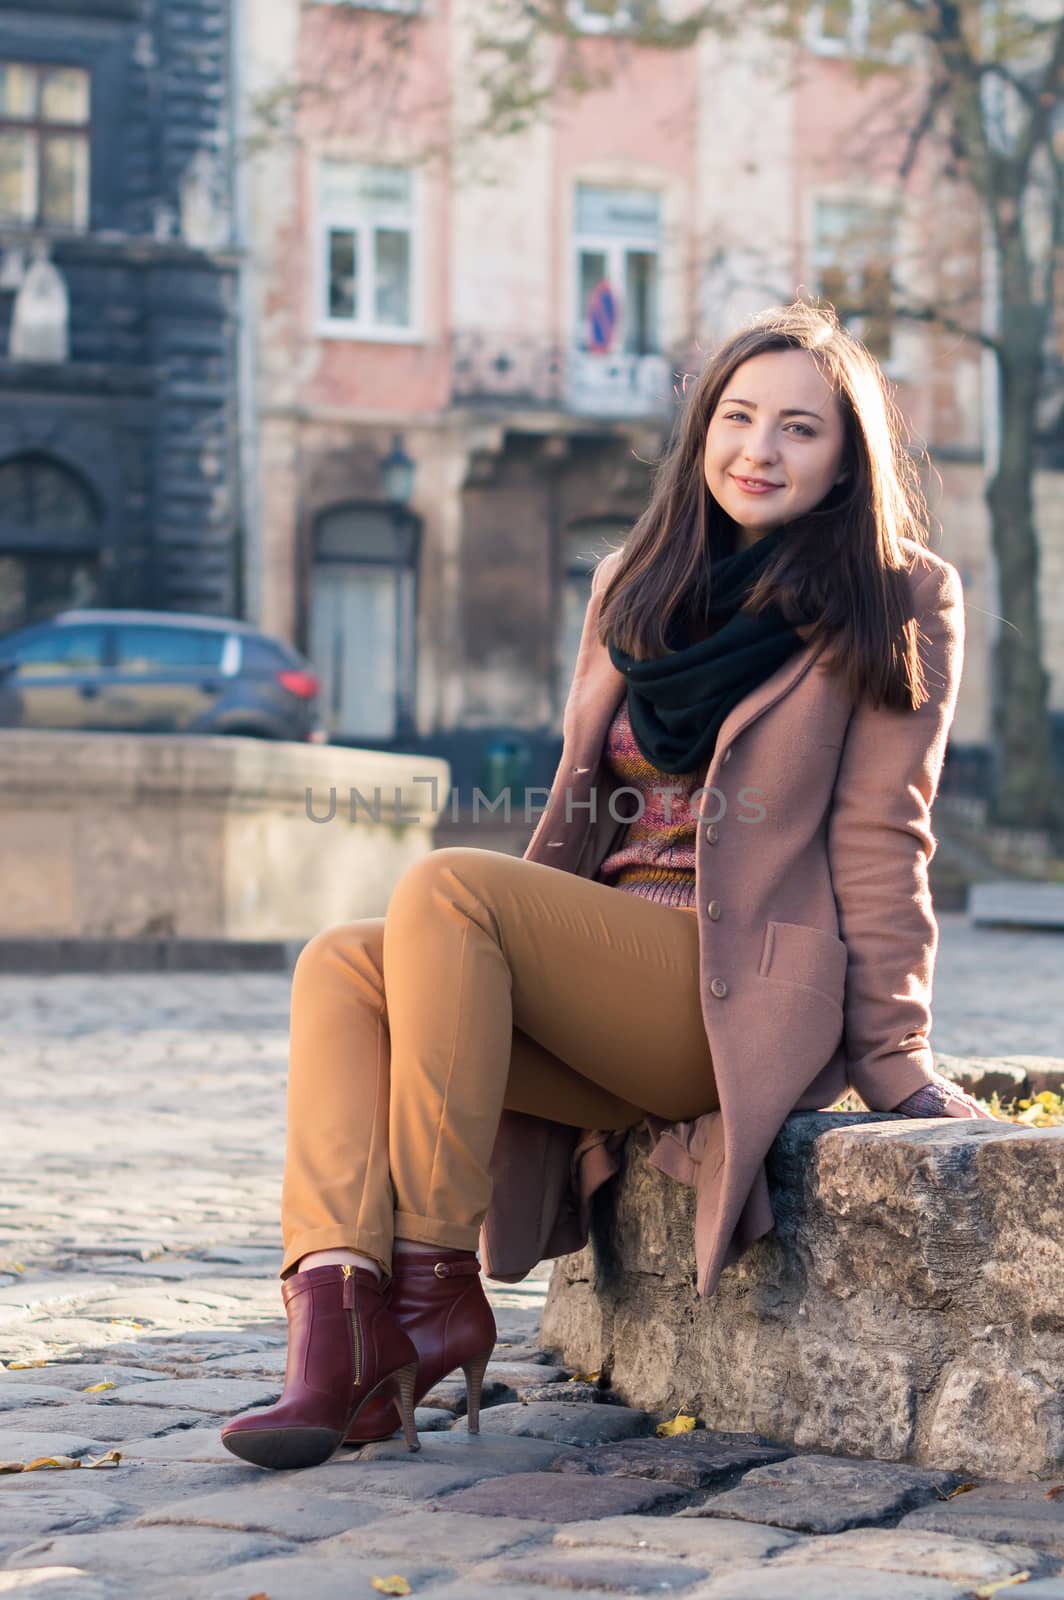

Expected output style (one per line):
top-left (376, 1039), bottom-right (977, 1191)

top-left (606, 522), bottom-right (808, 777)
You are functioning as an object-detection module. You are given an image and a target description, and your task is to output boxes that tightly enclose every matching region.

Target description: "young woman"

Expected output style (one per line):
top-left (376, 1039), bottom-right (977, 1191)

top-left (221, 300), bottom-right (995, 1471)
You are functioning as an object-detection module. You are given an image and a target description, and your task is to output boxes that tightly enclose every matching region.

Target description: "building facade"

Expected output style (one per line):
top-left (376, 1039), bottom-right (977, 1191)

top-left (244, 0), bottom-right (1063, 797)
top-left (0, 0), bottom-right (242, 634)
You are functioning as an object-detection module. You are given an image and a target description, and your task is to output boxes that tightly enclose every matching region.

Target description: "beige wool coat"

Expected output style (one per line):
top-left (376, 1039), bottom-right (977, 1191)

top-left (479, 538), bottom-right (971, 1299)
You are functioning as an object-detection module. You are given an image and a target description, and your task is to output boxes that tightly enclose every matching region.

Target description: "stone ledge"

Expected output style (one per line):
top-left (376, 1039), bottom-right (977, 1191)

top-left (0, 730), bottom-right (449, 939)
top-left (0, 938), bottom-right (300, 974)
top-left (541, 1114), bottom-right (1064, 1482)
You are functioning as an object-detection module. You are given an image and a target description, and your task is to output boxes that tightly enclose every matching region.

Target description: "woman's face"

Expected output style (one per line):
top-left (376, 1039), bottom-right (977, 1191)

top-left (703, 348), bottom-right (848, 546)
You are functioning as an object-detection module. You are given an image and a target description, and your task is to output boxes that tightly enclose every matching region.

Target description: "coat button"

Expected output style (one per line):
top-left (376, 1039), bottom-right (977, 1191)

top-left (705, 824), bottom-right (719, 844)
top-left (710, 977), bottom-right (728, 998)
top-left (707, 900), bottom-right (721, 920)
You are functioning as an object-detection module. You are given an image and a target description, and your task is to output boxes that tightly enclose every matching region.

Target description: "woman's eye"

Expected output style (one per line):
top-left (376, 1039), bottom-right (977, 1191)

top-left (721, 411), bottom-right (814, 438)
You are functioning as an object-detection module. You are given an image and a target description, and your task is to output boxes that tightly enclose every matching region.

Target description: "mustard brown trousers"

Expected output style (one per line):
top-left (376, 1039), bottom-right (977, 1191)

top-left (281, 846), bottom-right (719, 1278)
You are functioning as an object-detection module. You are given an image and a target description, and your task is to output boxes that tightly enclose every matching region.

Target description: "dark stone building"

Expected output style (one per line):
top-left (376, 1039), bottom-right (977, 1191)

top-left (0, 0), bottom-right (241, 632)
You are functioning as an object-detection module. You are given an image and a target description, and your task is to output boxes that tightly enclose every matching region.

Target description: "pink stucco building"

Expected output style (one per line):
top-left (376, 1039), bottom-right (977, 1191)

top-left (241, 0), bottom-right (1064, 794)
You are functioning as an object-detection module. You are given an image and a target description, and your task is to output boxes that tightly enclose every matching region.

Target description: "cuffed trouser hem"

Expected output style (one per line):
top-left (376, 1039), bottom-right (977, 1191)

top-left (393, 1210), bottom-right (481, 1252)
top-left (280, 1225), bottom-right (393, 1281)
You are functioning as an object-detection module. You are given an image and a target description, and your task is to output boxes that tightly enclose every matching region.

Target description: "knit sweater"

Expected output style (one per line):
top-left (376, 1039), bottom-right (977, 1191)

top-left (594, 694), bottom-right (700, 909)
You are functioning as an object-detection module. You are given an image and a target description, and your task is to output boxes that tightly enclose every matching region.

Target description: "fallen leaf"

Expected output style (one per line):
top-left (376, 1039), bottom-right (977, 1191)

top-left (0, 1462), bottom-right (26, 1474)
top-left (371, 1578), bottom-right (411, 1596)
top-left (1046, 1484), bottom-right (1064, 1499)
top-left (946, 1481), bottom-right (980, 1498)
top-left (23, 1456), bottom-right (81, 1472)
top-left (973, 1574), bottom-right (1033, 1597)
top-left (656, 1412), bottom-right (697, 1438)
top-left (83, 1381), bottom-right (116, 1393)
top-left (569, 1370), bottom-right (601, 1383)
top-left (0, 1262), bottom-right (25, 1274)
top-left (6, 1359), bottom-right (48, 1370)
top-left (85, 1450), bottom-right (122, 1469)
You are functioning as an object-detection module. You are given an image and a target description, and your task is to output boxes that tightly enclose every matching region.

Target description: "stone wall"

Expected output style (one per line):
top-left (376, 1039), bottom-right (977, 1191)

top-left (541, 1114), bottom-right (1064, 1482)
top-left (0, 730), bottom-right (448, 939)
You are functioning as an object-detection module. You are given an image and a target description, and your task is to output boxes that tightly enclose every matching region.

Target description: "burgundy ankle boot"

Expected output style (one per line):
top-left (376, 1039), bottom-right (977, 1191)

top-left (344, 1247), bottom-right (497, 1446)
top-left (221, 1263), bottom-right (419, 1469)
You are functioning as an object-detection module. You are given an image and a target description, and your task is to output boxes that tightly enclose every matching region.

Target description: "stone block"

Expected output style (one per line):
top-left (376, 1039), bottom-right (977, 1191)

top-left (149, 1555), bottom-right (453, 1600)
top-left (320, 1507), bottom-right (554, 1562)
top-left (0, 1486), bottom-right (126, 1541)
top-left (5, 1527), bottom-right (292, 1582)
top-left (436, 1471), bottom-right (689, 1520)
top-left (420, 1376), bottom-right (515, 1414)
top-left (690, 1563), bottom-right (967, 1598)
top-left (518, 1382), bottom-right (605, 1404)
top-left (347, 1432), bottom-right (577, 1474)
top-left (552, 1515), bottom-right (799, 1562)
top-left (413, 1406), bottom-right (457, 1432)
top-left (555, 1433), bottom-right (791, 1489)
top-left (103, 1377), bottom-right (279, 1412)
top-left (769, 1527), bottom-right (1050, 1584)
top-left (137, 1482), bottom-right (392, 1541)
top-left (542, 1117), bottom-right (1064, 1478)
top-left (449, 1402), bottom-right (653, 1446)
top-left (0, 1387), bottom-right (76, 1409)
top-left (686, 1454), bottom-right (961, 1535)
top-left (473, 1549), bottom-right (709, 1592)
top-left (0, 1366), bottom-right (168, 1391)
top-left (0, 1407), bottom-right (201, 1444)
top-left (899, 1481), bottom-right (1064, 1557)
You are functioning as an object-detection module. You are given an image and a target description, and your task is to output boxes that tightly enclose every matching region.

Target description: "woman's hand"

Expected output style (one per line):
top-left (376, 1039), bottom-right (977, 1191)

top-left (892, 1073), bottom-right (998, 1120)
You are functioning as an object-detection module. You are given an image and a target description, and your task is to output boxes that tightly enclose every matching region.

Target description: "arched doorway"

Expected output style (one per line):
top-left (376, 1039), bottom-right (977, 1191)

top-left (308, 501), bottom-right (420, 739)
top-left (0, 453), bottom-right (102, 634)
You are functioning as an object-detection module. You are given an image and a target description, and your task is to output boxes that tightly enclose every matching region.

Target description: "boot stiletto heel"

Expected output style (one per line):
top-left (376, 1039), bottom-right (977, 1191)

top-left (344, 1247), bottom-right (497, 1446)
top-left (461, 1350), bottom-right (492, 1434)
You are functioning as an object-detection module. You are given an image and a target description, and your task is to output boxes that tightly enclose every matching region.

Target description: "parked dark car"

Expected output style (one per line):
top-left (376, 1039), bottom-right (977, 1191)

top-left (0, 610), bottom-right (325, 742)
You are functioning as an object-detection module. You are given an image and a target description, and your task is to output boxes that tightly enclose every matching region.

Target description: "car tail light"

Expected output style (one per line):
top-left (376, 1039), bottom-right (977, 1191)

top-left (277, 669), bottom-right (320, 699)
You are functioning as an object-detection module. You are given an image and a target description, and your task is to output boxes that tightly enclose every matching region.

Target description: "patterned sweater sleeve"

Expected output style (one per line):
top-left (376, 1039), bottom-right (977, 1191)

top-left (892, 1069), bottom-right (997, 1119)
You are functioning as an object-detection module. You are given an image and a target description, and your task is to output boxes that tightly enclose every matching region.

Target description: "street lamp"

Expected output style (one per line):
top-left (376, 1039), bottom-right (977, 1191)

top-left (380, 433), bottom-right (416, 507)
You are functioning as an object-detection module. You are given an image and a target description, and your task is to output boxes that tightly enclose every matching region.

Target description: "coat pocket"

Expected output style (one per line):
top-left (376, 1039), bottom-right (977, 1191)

top-left (758, 920), bottom-right (848, 1010)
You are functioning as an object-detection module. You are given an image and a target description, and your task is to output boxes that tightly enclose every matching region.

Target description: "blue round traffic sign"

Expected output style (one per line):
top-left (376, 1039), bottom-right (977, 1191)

top-left (586, 280), bottom-right (617, 352)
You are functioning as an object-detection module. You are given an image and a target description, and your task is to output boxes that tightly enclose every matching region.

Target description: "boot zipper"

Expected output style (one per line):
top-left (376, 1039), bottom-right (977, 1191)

top-left (341, 1264), bottom-right (362, 1385)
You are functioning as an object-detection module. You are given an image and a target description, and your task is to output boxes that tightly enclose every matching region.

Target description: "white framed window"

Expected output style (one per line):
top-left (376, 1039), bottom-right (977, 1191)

top-left (315, 159), bottom-right (420, 341)
top-left (0, 61), bottom-right (90, 231)
top-left (573, 183), bottom-right (661, 357)
top-left (569, 0), bottom-right (634, 30)
top-left (804, 0), bottom-right (911, 63)
top-left (812, 197), bottom-right (897, 369)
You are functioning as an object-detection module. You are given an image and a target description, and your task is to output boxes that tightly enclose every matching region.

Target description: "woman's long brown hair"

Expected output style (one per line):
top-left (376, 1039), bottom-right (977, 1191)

top-left (597, 300), bottom-right (937, 712)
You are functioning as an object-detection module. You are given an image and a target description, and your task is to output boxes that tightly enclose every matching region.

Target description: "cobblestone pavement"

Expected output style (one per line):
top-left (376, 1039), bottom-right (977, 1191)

top-left (2, 913), bottom-right (1063, 1598)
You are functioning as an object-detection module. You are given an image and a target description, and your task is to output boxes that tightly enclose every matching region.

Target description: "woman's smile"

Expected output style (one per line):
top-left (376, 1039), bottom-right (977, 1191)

top-left (732, 475), bottom-right (784, 494)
